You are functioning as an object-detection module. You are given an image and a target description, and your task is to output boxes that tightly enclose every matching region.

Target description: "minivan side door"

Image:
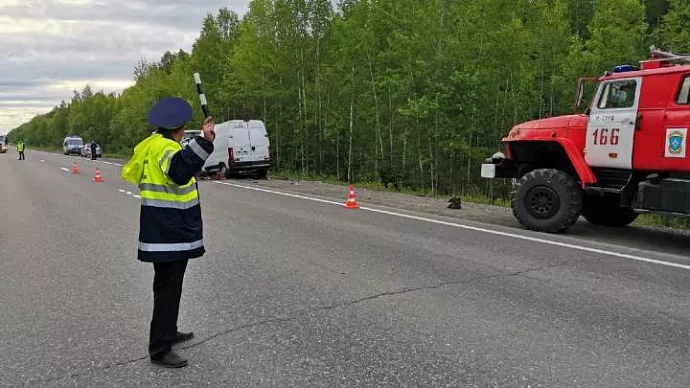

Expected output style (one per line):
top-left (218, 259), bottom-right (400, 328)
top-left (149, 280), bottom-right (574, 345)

top-left (248, 122), bottom-right (270, 162)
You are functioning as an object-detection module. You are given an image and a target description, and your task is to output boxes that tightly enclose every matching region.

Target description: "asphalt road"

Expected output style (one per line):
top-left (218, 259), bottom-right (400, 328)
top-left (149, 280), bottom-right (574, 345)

top-left (2, 149), bottom-right (690, 387)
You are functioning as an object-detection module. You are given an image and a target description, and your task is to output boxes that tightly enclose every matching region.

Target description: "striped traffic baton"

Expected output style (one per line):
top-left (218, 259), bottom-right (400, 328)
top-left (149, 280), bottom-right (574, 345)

top-left (193, 72), bottom-right (211, 118)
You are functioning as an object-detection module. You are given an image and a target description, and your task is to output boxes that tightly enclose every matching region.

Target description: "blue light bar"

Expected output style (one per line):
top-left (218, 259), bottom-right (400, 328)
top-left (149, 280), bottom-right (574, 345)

top-left (613, 64), bottom-right (640, 73)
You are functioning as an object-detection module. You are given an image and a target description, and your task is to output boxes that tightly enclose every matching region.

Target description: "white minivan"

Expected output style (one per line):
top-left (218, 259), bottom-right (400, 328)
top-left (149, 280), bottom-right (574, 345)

top-left (196, 119), bottom-right (271, 179)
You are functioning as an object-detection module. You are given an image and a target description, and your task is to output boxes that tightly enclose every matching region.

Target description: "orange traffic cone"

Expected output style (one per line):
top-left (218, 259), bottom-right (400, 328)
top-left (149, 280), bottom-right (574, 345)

top-left (71, 162), bottom-right (80, 174)
top-left (93, 168), bottom-right (104, 183)
top-left (343, 185), bottom-right (360, 209)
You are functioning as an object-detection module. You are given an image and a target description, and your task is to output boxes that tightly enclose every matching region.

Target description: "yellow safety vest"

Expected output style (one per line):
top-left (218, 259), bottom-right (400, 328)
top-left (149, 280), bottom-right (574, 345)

top-left (138, 136), bottom-right (199, 209)
top-left (17, 143), bottom-right (24, 152)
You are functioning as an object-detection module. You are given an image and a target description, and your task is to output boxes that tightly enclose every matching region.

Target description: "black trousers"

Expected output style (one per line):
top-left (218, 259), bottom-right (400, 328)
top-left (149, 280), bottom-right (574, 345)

top-left (149, 259), bottom-right (188, 357)
top-left (18, 151), bottom-right (24, 160)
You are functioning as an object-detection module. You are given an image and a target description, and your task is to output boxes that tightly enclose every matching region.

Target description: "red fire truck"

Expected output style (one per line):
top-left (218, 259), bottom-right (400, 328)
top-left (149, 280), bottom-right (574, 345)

top-left (481, 46), bottom-right (690, 233)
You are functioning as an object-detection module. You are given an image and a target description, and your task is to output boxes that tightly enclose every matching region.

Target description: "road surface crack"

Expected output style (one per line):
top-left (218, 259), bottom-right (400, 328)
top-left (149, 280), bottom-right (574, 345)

top-left (28, 260), bottom-right (574, 385)
top-left (25, 354), bottom-right (149, 385)
top-left (182, 259), bottom-right (574, 351)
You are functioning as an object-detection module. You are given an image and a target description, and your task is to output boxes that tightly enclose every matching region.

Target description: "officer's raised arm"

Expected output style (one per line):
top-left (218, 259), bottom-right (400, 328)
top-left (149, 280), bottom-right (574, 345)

top-left (165, 131), bottom-right (214, 185)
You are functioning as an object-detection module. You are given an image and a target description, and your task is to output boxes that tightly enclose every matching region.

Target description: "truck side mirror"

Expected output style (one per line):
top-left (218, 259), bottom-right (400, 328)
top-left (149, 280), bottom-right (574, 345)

top-left (574, 77), bottom-right (598, 114)
top-left (576, 84), bottom-right (585, 108)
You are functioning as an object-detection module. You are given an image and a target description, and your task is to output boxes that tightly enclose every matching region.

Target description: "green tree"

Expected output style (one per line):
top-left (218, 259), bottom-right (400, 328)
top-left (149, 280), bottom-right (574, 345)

top-left (654, 0), bottom-right (690, 52)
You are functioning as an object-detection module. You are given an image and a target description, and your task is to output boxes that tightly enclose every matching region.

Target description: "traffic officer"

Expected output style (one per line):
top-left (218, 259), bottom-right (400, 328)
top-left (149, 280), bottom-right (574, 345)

top-left (122, 96), bottom-right (215, 368)
top-left (90, 140), bottom-right (97, 160)
top-left (16, 140), bottom-right (25, 160)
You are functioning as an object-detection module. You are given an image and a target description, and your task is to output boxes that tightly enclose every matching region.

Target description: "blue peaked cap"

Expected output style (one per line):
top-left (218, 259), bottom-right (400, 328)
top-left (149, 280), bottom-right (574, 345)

top-left (148, 97), bottom-right (193, 129)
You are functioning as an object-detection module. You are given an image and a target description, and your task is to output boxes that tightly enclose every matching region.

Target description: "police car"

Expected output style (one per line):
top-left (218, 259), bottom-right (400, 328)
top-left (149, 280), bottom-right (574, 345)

top-left (63, 135), bottom-right (84, 155)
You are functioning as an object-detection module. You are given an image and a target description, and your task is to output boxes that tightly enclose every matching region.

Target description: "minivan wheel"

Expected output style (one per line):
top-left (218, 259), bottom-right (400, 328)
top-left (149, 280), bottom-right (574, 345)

top-left (256, 168), bottom-right (268, 180)
top-left (511, 168), bottom-right (583, 233)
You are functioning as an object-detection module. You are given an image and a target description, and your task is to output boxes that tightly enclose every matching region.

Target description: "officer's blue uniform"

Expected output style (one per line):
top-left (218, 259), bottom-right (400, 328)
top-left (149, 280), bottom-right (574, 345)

top-left (127, 96), bottom-right (214, 368)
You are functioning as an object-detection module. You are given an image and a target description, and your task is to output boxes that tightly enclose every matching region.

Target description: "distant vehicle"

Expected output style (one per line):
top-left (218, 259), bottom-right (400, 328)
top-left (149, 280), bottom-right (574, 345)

top-left (80, 142), bottom-right (102, 158)
top-left (0, 135), bottom-right (6, 153)
top-left (63, 136), bottom-right (84, 155)
top-left (203, 120), bottom-right (271, 179)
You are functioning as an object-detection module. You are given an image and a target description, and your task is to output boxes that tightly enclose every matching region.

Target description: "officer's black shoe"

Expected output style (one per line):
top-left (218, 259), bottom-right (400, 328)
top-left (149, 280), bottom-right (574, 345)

top-left (173, 331), bottom-right (194, 343)
top-left (150, 350), bottom-right (188, 368)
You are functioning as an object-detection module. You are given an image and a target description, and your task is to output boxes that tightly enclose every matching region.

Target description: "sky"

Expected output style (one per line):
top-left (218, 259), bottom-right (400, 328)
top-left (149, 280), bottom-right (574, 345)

top-left (0, 0), bottom-right (250, 134)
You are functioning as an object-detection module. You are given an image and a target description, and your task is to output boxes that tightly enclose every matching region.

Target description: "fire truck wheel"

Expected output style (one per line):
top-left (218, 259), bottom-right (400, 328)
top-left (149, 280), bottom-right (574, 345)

top-left (511, 168), bottom-right (583, 233)
top-left (581, 195), bottom-right (638, 227)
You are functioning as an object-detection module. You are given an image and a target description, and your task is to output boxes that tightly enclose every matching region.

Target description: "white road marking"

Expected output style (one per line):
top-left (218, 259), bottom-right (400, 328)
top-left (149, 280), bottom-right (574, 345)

top-left (55, 153), bottom-right (123, 167)
top-left (213, 181), bottom-right (690, 271)
top-left (60, 167), bottom-right (69, 172)
top-left (215, 181), bottom-right (342, 206)
top-left (117, 187), bottom-right (139, 198)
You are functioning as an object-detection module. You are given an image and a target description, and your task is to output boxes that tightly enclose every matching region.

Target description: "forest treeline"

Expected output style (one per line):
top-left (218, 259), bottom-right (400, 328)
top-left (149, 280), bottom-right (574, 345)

top-left (7, 0), bottom-right (690, 197)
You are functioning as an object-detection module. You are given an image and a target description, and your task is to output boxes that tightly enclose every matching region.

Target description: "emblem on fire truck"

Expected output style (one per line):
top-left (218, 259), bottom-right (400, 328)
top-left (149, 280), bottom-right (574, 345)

top-left (665, 128), bottom-right (687, 158)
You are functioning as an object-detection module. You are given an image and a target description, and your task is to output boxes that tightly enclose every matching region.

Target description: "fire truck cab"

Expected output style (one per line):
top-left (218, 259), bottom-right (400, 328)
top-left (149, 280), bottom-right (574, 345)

top-left (481, 46), bottom-right (690, 233)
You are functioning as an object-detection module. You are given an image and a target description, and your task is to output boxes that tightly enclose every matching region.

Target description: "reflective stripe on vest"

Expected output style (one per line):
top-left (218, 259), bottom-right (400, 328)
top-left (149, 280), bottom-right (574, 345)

top-left (159, 149), bottom-right (173, 174)
top-left (141, 197), bottom-right (200, 209)
top-left (139, 183), bottom-right (197, 196)
top-left (138, 239), bottom-right (204, 252)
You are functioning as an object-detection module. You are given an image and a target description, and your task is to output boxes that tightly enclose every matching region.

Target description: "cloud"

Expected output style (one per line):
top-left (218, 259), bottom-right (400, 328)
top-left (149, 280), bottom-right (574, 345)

top-left (0, 0), bottom-right (248, 133)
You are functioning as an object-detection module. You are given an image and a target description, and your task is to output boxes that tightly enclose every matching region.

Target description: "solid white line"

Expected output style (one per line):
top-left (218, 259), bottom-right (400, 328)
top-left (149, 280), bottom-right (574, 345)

top-left (213, 181), bottom-right (690, 271)
top-left (60, 167), bottom-right (69, 172)
top-left (215, 181), bottom-right (342, 206)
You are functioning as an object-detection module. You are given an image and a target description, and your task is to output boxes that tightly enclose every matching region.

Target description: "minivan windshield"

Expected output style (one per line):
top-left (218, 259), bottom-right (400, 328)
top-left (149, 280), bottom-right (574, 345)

top-left (67, 139), bottom-right (83, 145)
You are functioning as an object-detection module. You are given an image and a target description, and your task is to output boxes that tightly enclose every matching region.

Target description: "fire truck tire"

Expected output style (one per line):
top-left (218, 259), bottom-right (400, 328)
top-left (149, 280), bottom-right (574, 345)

top-left (511, 168), bottom-right (583, 233)
top-left (581, 195), bottom-right (638, 227)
